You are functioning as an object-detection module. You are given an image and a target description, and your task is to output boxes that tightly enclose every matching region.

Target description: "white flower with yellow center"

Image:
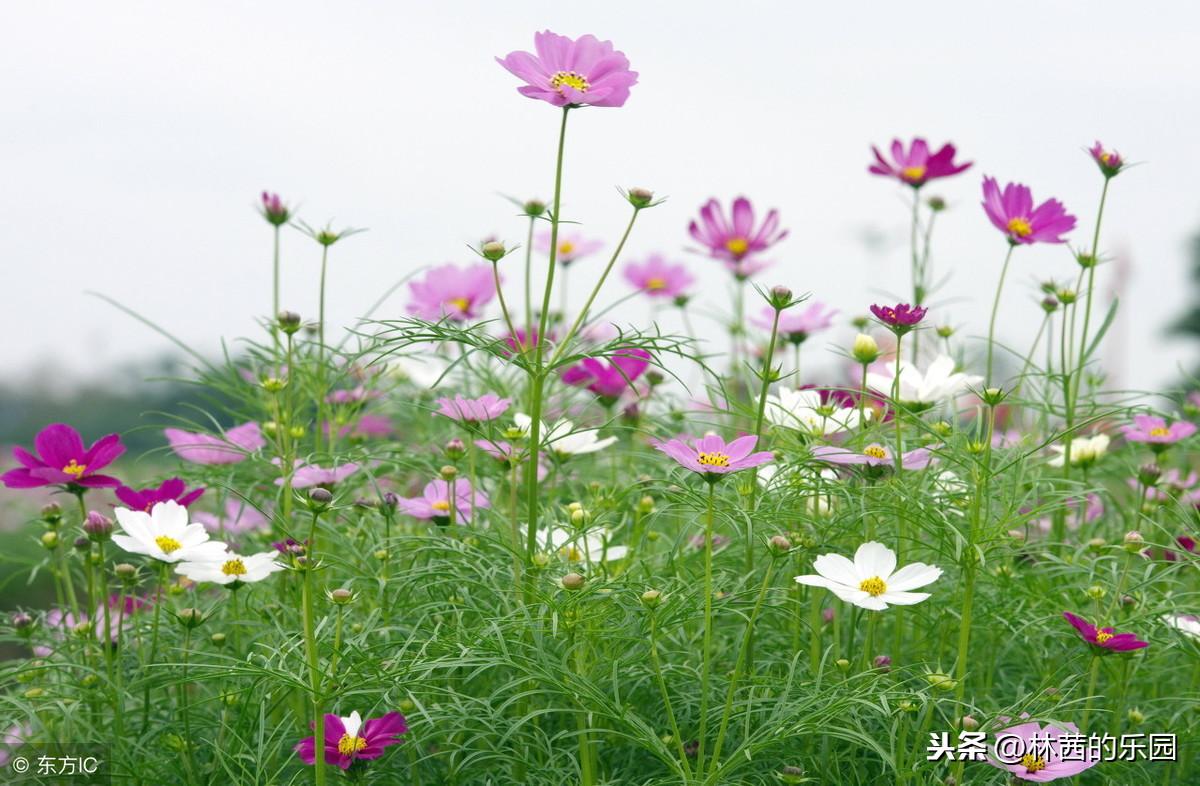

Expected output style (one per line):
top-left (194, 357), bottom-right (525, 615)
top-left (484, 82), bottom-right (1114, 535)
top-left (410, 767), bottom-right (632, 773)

top-left (175, 548), bottom-right (286, 586)
top-left (111, 500), bottom-right (228, 563)
top-left (765, 388), bottom-right (868, 435)
top-left (540, 526), bottom-right (628, 564)
top-left (513, 413), bottom-right (617, 458)
top-left (1047, 433), bottom-right (1110, 468)
top-left (866, 354), bottom-right (982, 406)
top-left (1163, 613), bottom-right (1200, 640)
top-left (794, 541), bottom-right (941, 611)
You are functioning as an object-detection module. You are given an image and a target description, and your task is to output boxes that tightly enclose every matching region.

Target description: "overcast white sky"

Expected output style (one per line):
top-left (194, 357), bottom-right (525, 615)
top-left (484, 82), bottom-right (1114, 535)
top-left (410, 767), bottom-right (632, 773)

top-left (4, 1), bottom-right (1199, 392)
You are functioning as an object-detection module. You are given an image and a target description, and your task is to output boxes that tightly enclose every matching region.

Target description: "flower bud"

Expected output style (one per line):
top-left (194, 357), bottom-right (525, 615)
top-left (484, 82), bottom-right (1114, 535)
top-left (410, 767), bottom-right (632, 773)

top-left (960, 714), bottom-right (980, 731)
top-left (531, 551), bottom-right (550, 569)
top-left (779, 764), bottom-right (808, 784)
top-left (935, 324), bottom-right (954, 339)
top-left (835, 658), bottom-right (850, 672)
top-left (768, 535), bottom-right (792, 555)
top-left (445, 438), bottom-right (466, 459)
top-left (1085, 584), bottom-right (1106, 600)
top-left (373, 549), bottom-right (389, 561)
top-left (11, 611), bottom-right (33, 630)
top-left (873, 654), bottom-right (891, 672)
top-left (1137, 463), bottom-right (1162, 487)
top-left (1127, 707), bottom-right (1144, 725)
top-left (640, 589), bottom-right (663, 608)
top-left (980, 387), bottom-right (1006, 407)
top-left (626, 187), bottom-right (655, 209)
top-left (439, 465), bottom-right (458, 481)
top-left (41, 531), bottom-right (60, 550)
top-left (569, 508), bottom-right (588, 526)
top-left (178, 608), bottom-right (205, 629)
top-left (523, 199), bottom-right (546, 217)
top-left (1121, 594), bottom-right (1137, 608)
top-left (399, 698), bottom-right (416, 713)
top-left (560, 572), bottom-right (585, 591)
top-left (1076, 251), bottom-right (1097, 269)
top-left (1040, 296), bottom-right (1059, 314)
top-left (645, 370), bottom-right (665, 387)
top-left (1056, 288), bottom-right (1077, 305)
top-left (40, 502), bottom-right (62, 524)
top-left (852, 333), bottom-right (881, 364)
top-left (277, 310), bottom-right (302, 334)
top-left (210, 632), bottom-right (226, 648)
top-left (637, 495), bottom-right (655, 514)
top-left (481, 240), bottom-right (506, 262)
top-left (73, 535), bottom-right (91, 552)
top-left (84, 511), bottom-right (113, 541)
top-left (926, 672), bottom-right (956, 691)
top-left (307, 488), bottom-right (333, 510)
top-left (1123, 531), bottom-right (1145, 552)
top-left (24, 688), bottom-right (45, 700)
top-left (115, 563), bottom-right (138, 583)
top-left (72, 621), bottom-right (94, 637)
top-left (330, 588), bottom-right (354, 605)
top-left (767, 285), bottom-right (793, 310)
top-left (1087, 537), bottom-right (1106, 552)
top-left (289, 425), bottom-right (305, 439)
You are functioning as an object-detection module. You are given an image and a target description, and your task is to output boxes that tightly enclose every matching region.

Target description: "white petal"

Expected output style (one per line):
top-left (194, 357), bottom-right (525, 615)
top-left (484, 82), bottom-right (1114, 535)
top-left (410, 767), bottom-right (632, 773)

top-left (342, 711), bottom-right (363, 739)
top-left (853, 594), bottom-right (889, 611)
top-left (880, 591), bottom-right (931, 606)
top-left (811, 553), bottom-right (859, 587)
top-left (886, 562), bottom-right (942, 592)
top-left (854, 541), bottom-right (896, 580)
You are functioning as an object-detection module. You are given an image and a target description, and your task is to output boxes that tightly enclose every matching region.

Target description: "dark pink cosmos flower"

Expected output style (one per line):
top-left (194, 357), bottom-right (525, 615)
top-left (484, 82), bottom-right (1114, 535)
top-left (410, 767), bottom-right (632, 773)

top-left (259, 192), bottom-right (291, 226)
top-left (984, 717), bottom-right (1098, 781)
top-left (868, 138), bottom-right (971, 187)
top-left (535, 230), bottom-right (604, 266)
top-left (981, 176), bottom-right (1077, 245)
top-left (870, 303), bottom-right (927, 333)
top-left (654, 433), bottom-right (773, 480)
top-left (496, 30), bottom-right (638, 108)
top-left (753, 301), bottom-right (837, 343)
top-left (689, 197), bottom-right (787, 262)
top-left (163, 422), bottom-right (265, 465)
top-left (115, 478), bottom-right (204, 512)
top-left (295, 710), bottom-right (407, 770)
top-left (398, 479), bottom-right (489, 522)
top-left (2, 423), bottom-right (125, 489)
top-left (1063, 611), bottom-right (1149, 652)
top-left (406, 263), bottom-right (496, 322)
top-left (434, 394), bottom-right (512, 423)
top-left (1089, 141), bottom-right (1124, 178)
top-left (811, 444), bottom-right (933, 470)
top-left (273, 460), bottom-right (360, 489)
top-left (562, 348), bottom-right (651, 399)
top-left (624, 254), bottom-right (695, 299)
top-left (1120, 414), bottom-right (1196, 446)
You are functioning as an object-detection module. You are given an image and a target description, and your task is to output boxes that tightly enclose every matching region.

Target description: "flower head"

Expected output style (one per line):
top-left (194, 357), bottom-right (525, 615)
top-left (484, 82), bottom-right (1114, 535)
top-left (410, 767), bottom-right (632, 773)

top-left (654, 433), bottom-right (773, 481)
top-left (866, 354), bottom-right (982, 407)
top-left (810, 444), bottom-right (933, 470)
top-left (398, 479), bottom-right (488, 523)
top-left (624, 254), bottom-right (695, 299)
top-left (496, 30), bottom-right (638, 108)
top-left (2, 423), bottom-right (125, 489)
top-left (115, 478), bottom-right (205, 512)
top-left (274, 460), bottom-right (361, 489)
top-left (541, 526), bottom-right (628, 564)
top-left (536, 230), bottom-right (603, 266)
top-left (1089, 141), bottom-right (1124, 178)
top-left (689, 197), bottom-right (787, 262)
top-left (561, 348), bottom-right (651, 400)
top-left (1047, 434), bottom-right (1109, 468)
top-left (753, 302), bottom-right (837, 343)
top-left (295, 710), bottom-right (408, 770)
top-left (765, 388), bottom-right (869, 435)
top-left (982, 176), bottom-right (1077, 245)
top-left (794, 541), bottom-right (941, 611)
top-left (434, 393), bottom-right (512, 424)
top-left (176, 548), bottom-right (285, 586)
top-left (406, 263), bottom-right (496, 322)
top-left (870, 303), bottom-right (927, 334)
top-left (868, 138), bottom-right (971, 187)
top-left (259, 192), bottom-right (291, 226)
top-left (514, 413), bottom-right (618, 459)
top-left (984, 718), bottom-right (1098, 781)
top-left (111, 500), bottom-right (227, 564)
top-left (1120, 414), bottom-right (1195, 446)
top-left (1062, 611), bottom-right (1148, 652)
top-left (193, 500), bottom-right (269, 536)
top-left (1163, 613), bottom-right (1200, 640)
top-left (163, 422), bottom-right (264, 465)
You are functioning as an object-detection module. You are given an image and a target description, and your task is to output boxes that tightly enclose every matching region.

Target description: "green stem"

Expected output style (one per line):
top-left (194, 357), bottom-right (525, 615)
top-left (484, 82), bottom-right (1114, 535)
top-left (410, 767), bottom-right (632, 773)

top-left (140, 561), bottom-right (168, 734)
top-left (1081, 654), bottom-right (1102, 730)
top-left (301, 511), bottom-right (326, 786)
top-left (648, 612), bottom-right (692, 780)
top-left (985, 244), bottom-right (1016, 387)
top-left (1071, 178), bottom-right (1111, 418)
top-left (523, 215), bottom-right (535, 346)
top-left (272, 224), bottom-right (282, 358)
top-left (697, 483), bottom-right (717, 767)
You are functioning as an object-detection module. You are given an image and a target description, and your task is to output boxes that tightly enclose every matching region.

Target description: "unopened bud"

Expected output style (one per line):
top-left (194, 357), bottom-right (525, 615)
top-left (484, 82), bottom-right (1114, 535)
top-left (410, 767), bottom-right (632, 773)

top-left (626, 187), bottom-right (655, 209)
top-left (768, 535), bottom-right (792, 555)
top-left (637, 495), bottom-right (655, 514)
top-left (1087, 537), bottom-right (1107, 552)
top-left (935, 324), bottom-right (954, 338)
top-left (1040, 296), bottom-right (1059, 314)
top-left (41, 531), bottom-right (60, 550)
top-left (115, 563), bottom-right (138, 583)
top-left (641, 589), bottom-right (663, 608)
top-left (873, 654), bottom-right (891, 672)
top-left (277, 311), bottom-right (302, 333)
top-left (73, 535), bottom-right (91, 552)
top-left (481, 240), bottom-right (506, 262)
top-left (560, 572), bottom-right (585, 591)
top-left (11, 611), bottom-right (33, 630)
top-left (1137, 463), bottom-right (1162, 487)
top-left (835, 658), bottom-right (851, 672)
top-left (768, 285), bottom-right (793, 310)
top-left (330, 588), bottom-right (354, 605)
top-left (445, 438), bottom-right (466, 459)
top-left (523, 199), bottom-right (546, 217)
top-left (852, 333), bottom-right (881, 364)
top-left (1123, 531), bottom-right (1144, 552)
top-left (645, 370), bottom-right (665, 386)
top-left (1127, 707), bottom-right (1145, 724)
top-left (84, 511), bottom-right (113, 541)
top-left (927, 195), bottom-right (946, 211)
top-left (960, 714), bottom-right (980, 731)
top-left (439, 465), bottom-right (458, 481)
top-left (1086, 585), bottom-right (1106, 600)
top-left (210, 632), bottom-right (226, 648)
top-left (178, 608), bottom-right (205, 629)
top-left (40, 502), bottom-right (62, 524)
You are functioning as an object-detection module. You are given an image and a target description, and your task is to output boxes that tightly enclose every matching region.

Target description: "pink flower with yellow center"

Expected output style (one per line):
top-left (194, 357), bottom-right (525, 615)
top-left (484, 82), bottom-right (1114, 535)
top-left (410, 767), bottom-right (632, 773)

top-left (811, 444), bottom-right (933, 470)
top-left (398, 479), bottom-right (489, 523)
top-left (434, 393), bottom-right (512, 424)
top-left (1062, 611), bottom-right (1148, 652)
top-left (689, 197), bottom-right (787, 263)
top-left (406, 263), bottom-right (496, 322)
top-left (294, 710), bottom-right (408, 770)
top-left (1120, 413), bottom-right (1196, 447)
top-left (654, 433), bottom-right (773, 482)
top-left (496, 30), bottom-right (638, 108)
top-left (535, 230), bottom-right (603, 267)
top-left (981, 176), bottom-right (1076, 245)
top-left (2, 423), bottom-right (125, 490)
top-left (1089, 140), bottom-right (1124, 178)
top-left (868, 138), bottom-right (972, 187)
top-left (753, 301), bottom-right (837, 343)
top-left (623, 254), bottom-right (695, 299)
top-left (163, 422), bottom-right (264, 465)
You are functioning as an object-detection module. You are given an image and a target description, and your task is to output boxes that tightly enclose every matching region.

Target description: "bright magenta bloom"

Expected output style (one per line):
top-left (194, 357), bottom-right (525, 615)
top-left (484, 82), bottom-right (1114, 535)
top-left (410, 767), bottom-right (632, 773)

top-left (295, 710), bottom-right (407, 770)
top-left (496, 30), bottom-right (637, 108)
top-left (2, 423), bottom-right (125, 489)
top-left (536, 229), bottom-right (603, 267)
top-left (562, 348), bottom-right (651, 399)
top-left (406, 263), bottom-right (496, 322)
top-left (654, 433), bottom-right (773, 480)
top-left (1120, 414), bottom-right (1196, 446)
top-left (868, 138), bottom-right (971, 187)
top-left (398, 479), bottom-right (489, 522)
top-left (115, 478), bottom-right (204, 512)
top-left (164, 422), bottom-right (264, 465)
top-left (984, 717), bottom-right (1098, 781)
top-left (811, 444), bottom-right (932, 470)
top-left (981, 177), bottom-right (1077, 245)
top-left (689, 197), bottom-right (787, 262)
top-left (1062, 611), bottom-right (1148, 652)
top-left (434, 394), bottom-right (512, 423)
top-left (1089, 141), bottom-right (1124, 178)
top-left (870, 302), bottom-right (927, 333)
top-left (754, 301), bottom-right (837, 343)
top-left (623, 254), bottom-right (695, 299)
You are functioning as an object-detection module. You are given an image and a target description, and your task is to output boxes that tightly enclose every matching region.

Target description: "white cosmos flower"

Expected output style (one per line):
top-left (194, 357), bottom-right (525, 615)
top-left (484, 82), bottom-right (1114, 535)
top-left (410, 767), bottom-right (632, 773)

top-left (866, 354), bottom-right (982, 406)
top-left (794, 541), bottom-right (942, 611)
top-left (175, 548), bottom-right (286, 586)
top-left (513, 413), bottom-right (617, 458)
top-left (540, 526), bottom-right (628, 564)
top-left (111, 500), bottom-right (228, 563)
top-left (1047, 434), bottom-right (1110, 468)
top-left (765, 388), bottom-right (868, 434)
top-left (1163, 613), bottom-right (1200, 640)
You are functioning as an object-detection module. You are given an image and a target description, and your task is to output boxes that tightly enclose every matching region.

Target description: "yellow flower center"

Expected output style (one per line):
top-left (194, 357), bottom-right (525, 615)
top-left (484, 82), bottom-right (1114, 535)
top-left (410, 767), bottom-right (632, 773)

top-left (155, 535), bottom-right (182, 554)
top-left (645, 276), bottom-right (667, 291)
top-left (431, 500), bottom-right (451, 512)
top-left (558, 241), bottom-right (576, 256)
top-left (1149, 427), bottom-right (1170, 437)
top-left (1100, 151), bottom-right (1113, 164)
top-left (724, 237), bottom-right (749, 257)
top-left (1006, 217), bottom-right (1033, 238)
top-left (863, 444), bottom-right (888, 460)
top-left (550, 71), bottom-right (589, 93)
top-left (337, 734), bottom-right (367, 756)
top-left (62, 459), bottom-right (87, 479)
top-left (697, 451), bottom-right (731, 468)
top-left (901, 165), bottom-right (927, 182)
top-left (1095, 631), bottom-right (1113, 644)
top-left (447, 297), bottom-right (470, 313)
top-left (1021, 754), bottom-right (1047, 773)
top-left (859, 576), bottom-right (887, 596)
top-left (221, 559), bottom-right (247, 577)
top-left (563, 545), bottom-right (584, 562)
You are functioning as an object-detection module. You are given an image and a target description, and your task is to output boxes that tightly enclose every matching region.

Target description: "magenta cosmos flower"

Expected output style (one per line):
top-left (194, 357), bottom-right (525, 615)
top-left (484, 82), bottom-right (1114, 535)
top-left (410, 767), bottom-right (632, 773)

top-left (562, 348), bottom-right (651, 399)
top-left (115, 478), bottom-right (204, 512)
top-left (259, 191), bottom-right (291, 226)
top-left (753, 301), bottom-right (837, 343)
top-left (868, 138), bottom-right (972, 187)
top-left (496, 30), bottom-right (638, 108)
top-left (407, 263), bottom-right (496, 322)
top-left (163, 422), bottom-right (264, 465)
top-left (870, 303), bottom-right (927, 334)
top-left (2, 423), bottom-right (125, 489)
top-left (654, 434), bottom-right (773, 481)
top-left (1062, 611), bottom-right (1148, 652)
top-left (981, 176), bottom-right (1077, 245)
top-left (295, 710), bottom-right (408, 770)
top-left (623, 254), bottom-right (695, 299)
top-left (398, 479), bottom-right (489, 522)
top-left (274, 460), bottom-right (360, 489)
top-left (811, 444), bottom-right (933, 470)
top-left (985, 718), bottom-right (1098, 781)
top-left (689, 197), bottom-right (787, 263)
top-left (1120, 414), bottom-right (1196, 447)
top-left (434, 393), bottom-right (511, 423)
top-left (535, 229), bottom-right (604, 266)
top-left (1089, 141), bottom-right (1124, 178)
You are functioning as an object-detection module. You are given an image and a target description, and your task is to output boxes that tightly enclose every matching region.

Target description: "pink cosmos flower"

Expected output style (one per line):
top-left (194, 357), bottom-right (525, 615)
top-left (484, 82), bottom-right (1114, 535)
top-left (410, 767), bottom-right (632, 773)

top-left (1120, 414), bottom-right (1196, 446)
top-left (163, 422), bottom-right (265, 465)
top-left (295, 710), bottom-right (408, 770)
top-left (434, 394), bottom-right (512, 423)
top-left (342, 414), bottom-right (394, 440)
top-left (406, 263), bottom-right (496, 322)
top-left (562, 348), bottom-right (651, 399)
top-left (274, 460), bottom-right (360, 488)
top-left (0, 723), bottom-right (32, 768)
top-left (1137, 469), bottom-right (1200, 505)
top-left (502, 327), bottom-right (552, 355)
top-left (870, 303), bottom-right (927, 331)
top-left (535, 230), bottom-right (604, 266)
top-left (475, 440), bottom-right (550, 480)
top-left (753, 301), bottom-right (837, 343)
top-left (259, 191), bottom-right (291, 225)
top-left (2, 423), bottom-right (125, 490)
top-left (1062, 611), bottom-right (1148, 652)
top-left (398, 479), bottom-right (489, 522)
top-left (985, 718), bottom-right (1098, 781)
top-left (623, 254), bottom-right (695, 299)
top-left (724, 257), bottom-right (774, 280)
top-left (868, 138), bottom-right (972, 187)
top-left (811, 444), bottom-right (933, 470)
top-left (115, 478), bottom-right (204, 512)
top-left (1089, 141), bottom-right (1124, 178)
top-left (194, 499), bottom-right (269, 535)
top-left (496, 30), bottom-right (638, 108)
top-left (326, 386), bottom-right (380, 405)
top-left (981, 177), bottom-right (1077, 245)
top-left (654, 433), bottom-right (773, 480)
top-left (1027, 493), bottom-right (1103, 535)
top-left (689, 197), bottom-right (787, 262)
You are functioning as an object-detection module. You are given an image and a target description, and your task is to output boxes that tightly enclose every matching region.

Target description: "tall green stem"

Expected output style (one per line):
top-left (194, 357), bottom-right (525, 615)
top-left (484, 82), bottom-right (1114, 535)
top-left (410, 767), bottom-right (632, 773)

top-left (697, 483), bottom-right (717, 768)
top-left (985, 244), bottom-right (1016, 387)
top-left (648, 612), bottom-right (692, 780)
top-left (301, 510), bottom-right (326, 786)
